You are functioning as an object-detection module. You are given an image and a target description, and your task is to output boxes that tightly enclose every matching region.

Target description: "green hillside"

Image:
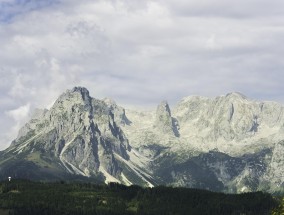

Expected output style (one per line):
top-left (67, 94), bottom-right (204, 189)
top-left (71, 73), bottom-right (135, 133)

top-left (0, 179), bottom-right (279, 215)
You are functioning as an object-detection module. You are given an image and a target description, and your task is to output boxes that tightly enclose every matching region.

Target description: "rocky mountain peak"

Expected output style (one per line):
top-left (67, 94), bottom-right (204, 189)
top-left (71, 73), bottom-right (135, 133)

top-left (157, 100), bottom-right (171, 116)
top-left (49, 86), bottom-right (94, 116)
top-left (155, 100), bottom-right (172, 125)
top-left (155, 101), bottom-right (179, 137)
top-left (71, 86), bottom-right (89, 94)
top-left (71, 86), bottom-right (91, 101)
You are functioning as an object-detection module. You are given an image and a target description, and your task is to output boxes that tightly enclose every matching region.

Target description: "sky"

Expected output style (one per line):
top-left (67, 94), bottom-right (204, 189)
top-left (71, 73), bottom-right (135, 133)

top-left (1, 0), bottom-right (284, 150)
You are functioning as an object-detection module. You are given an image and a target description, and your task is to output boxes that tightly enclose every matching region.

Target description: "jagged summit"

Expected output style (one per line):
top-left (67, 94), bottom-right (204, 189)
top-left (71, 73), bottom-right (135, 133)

top-left (155, 101), bottom-right (179, 137)
top-left (157, 100), bottom-right (171, 113)
top-left (55, 86), bottom-right (91, 104)
top-left (70, 86), bottom-right (91, 101)
top-left (1, 87), bottom-right (284, 193)
top-left (155, 101), bottom-right (172, 129)
top-left (71, 86), bottom-right (90, 94)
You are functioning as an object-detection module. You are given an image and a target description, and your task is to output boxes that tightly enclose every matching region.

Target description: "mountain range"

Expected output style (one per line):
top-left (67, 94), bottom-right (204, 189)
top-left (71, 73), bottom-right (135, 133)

top-left (0, 86), bottom-right (283, 193)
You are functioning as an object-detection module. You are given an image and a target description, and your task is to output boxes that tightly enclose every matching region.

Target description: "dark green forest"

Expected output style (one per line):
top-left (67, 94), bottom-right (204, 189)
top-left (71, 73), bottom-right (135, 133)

top-left (0, 179), bottom-right (281, 215)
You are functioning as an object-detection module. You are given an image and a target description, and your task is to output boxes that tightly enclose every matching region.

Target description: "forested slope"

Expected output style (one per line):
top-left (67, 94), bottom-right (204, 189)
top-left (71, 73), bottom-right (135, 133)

top-left (0, 180), bottom-right (279, 215)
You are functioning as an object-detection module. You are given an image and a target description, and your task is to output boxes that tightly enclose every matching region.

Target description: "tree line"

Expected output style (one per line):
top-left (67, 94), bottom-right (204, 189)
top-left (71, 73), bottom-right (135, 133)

top-left (0, 180), bottom-right (280, 215)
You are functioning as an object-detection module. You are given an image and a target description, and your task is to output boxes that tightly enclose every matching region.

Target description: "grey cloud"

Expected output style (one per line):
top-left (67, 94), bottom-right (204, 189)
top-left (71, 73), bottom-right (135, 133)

top-left (161, 0), bottom-right (284, 18)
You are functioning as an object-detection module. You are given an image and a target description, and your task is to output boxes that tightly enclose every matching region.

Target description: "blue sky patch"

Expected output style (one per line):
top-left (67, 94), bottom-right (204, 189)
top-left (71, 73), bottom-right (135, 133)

top-left (0, 0), bottom-right (59, 23)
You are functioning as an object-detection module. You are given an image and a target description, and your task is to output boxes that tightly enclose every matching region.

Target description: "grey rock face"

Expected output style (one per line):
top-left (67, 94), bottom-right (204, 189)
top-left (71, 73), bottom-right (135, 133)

top-left (263, 141), bottom-right (284, 191)
top-left (155, 101), bottom-right (179, 137)
top-left (3, 87), bottom-right (129, 181)
top-left (173, 93), bottom-right (284, 148)
top-left (1, 87), bottom-right (284, 193)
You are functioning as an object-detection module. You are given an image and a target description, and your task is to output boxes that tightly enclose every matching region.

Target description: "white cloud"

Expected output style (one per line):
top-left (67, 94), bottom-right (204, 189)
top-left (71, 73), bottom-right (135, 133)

top-left (1, 0), bottom-right (284, 149)
top-left (5, 103), bottom-right (30, 122)
top-left (4, 103), bottom-right (31, 148)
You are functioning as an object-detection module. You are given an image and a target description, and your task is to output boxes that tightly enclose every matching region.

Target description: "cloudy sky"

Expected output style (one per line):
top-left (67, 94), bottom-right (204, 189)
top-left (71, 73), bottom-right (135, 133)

top-left (1, 0), bottom-right (284, 149)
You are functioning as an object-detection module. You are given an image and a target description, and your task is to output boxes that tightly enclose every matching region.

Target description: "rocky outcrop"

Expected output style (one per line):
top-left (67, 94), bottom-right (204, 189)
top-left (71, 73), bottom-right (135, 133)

top-left (155, 101), bottom-right (179, 137)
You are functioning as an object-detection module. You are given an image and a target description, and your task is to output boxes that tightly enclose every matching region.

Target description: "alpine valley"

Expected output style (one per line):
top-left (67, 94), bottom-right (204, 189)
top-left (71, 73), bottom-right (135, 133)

top-left (1, 87), bottom-right (284, 194)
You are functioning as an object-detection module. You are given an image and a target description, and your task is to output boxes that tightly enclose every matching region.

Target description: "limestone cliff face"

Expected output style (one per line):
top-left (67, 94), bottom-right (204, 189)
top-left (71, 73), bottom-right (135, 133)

top-left (173, 92), bottom-right (284, 148)
top-left (1, 87), bottom-right (284, 193)
top-left (6, 87), bottom-right (129, 180)
top-left (154, 101), bottom-right (179, 137)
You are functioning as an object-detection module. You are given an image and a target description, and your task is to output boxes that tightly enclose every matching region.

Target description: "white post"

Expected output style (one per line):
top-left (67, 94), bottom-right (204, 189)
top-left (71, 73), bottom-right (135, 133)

top-left (8, 177), bottom-right (11, 182)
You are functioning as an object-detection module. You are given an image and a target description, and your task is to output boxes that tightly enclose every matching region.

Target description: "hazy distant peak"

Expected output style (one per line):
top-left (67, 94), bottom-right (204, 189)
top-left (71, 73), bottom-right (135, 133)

top-left (225, 92), bottom-right (247, 100)
top-left (181, 95), bottom-right (210, 103)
